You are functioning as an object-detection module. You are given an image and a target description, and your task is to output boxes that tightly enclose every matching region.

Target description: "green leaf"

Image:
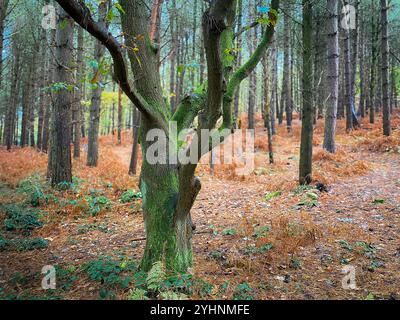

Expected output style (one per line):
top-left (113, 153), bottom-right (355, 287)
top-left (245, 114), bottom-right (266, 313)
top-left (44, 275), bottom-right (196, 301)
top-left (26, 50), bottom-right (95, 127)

top-left (177, 64), bottom-right (185, 74)
top-left (59, 19), bottom-right (69, 30)
top-left (115, 3), bottom-right (126, 14)
top-left (106, 9), bottom-right (115, 23)
top-left (264, 191), bottom-right (281, 201)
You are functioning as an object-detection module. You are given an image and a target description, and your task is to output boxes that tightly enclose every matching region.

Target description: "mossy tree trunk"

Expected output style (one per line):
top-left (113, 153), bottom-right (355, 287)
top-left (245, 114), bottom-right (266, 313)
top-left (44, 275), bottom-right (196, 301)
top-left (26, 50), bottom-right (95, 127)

top-left (56, 0), bottom-right (279, 272)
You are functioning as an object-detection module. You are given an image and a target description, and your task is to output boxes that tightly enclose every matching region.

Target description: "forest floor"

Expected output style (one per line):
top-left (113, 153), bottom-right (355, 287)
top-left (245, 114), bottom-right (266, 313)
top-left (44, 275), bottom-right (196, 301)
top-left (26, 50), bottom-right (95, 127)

top-left (0, 112), bottom-right (399, 300)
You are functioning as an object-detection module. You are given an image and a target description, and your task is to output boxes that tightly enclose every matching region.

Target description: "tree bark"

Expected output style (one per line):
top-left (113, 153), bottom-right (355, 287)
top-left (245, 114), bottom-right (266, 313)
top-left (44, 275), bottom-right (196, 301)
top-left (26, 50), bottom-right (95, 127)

top-left (233, 0), bottom-right (243, 127)
top-left (56, 0), bottom-right (278, 273)
top-left (47, 7), bottom-right (74, 185)
top-left (323, 0), bottom-right (339, 153)
top-left (283, 2), bottom-right (292, 132)
top-left (270, 34), bottom-right (277, 135)
top-left (117, 85), bottom-right (123, 145)
top-left (4, 36), bottom-right (21, 150)
top-left (129, 107), bottom-right (141, 176)
top-left (299, 0), bottom-right (313, 185)
top-left (73, 27), bottom-right (84, 158)
top-left (369, 1), bottom-right (378, 124)
top-left (169, 0), bottom-right (178, 113)
top-left (263, 53), bottom-right (274, 164)
top-left (0, 0), bottom-right (9, 90)
top-left (358, 8), bottom-right (366, 118)
top-left (381, 0), bottom-right (391, 136)
top-left (20, 68), bottom-right (32, 148)
top-left (37, 28), bottom-right (48, 151)
top-left (344, 4), bottom-right (359, 132)
top-left (87, 2), bottom-right (108, 167)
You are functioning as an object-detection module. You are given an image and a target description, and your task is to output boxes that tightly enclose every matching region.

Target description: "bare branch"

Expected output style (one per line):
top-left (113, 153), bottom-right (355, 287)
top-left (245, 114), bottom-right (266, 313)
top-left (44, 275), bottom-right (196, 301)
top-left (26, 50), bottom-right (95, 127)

top-left (54, 0), bottom-right (160, 124)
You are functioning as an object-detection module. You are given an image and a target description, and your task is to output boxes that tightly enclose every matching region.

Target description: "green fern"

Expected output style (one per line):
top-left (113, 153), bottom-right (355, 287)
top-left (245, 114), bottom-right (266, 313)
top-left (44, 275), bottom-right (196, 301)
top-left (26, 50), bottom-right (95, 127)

top-left (128, 288), bottom-right (149, 300)
top-left (159, 290), bottom-right (188, 300)
top-left (146, 261), bottom-right (166, 291)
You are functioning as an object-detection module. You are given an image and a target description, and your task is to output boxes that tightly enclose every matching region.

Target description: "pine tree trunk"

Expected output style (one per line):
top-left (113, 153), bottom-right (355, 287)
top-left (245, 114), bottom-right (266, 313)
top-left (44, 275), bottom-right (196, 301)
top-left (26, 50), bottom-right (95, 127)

top-left (299, 0), bottom-right (313, 185)
top-left (169, 0), bottom-right (178, 113)
top-left (263, 54), bottom-right (274, 164)
top-left (87, 2), bottom-right (108, 167)
top-left (37, 29), bottom-right (48, 150)
top-left (349, 0), bottom-right (360, 129)
top-left (283, 3), bottom-right (292, 132)
top-left (117, 85), bottom-right (123, 145)
top-left (344, 20), bottom-right (354, 131)
top-left (369, 1), bottom-right (378, 124)
top-left (190, 0), bottom-right (197, 88)
top-left (73, 27), bottom-right (84, 158)
top-left (20, 72), bottom-right (31, 147)
top-left (0, 0), bottom-right (8, 91)
top-left (323, 0), bottom-right (339, 153)
top-left (359, 9), bottom-right (366, 118)
top-left (233, 0), bottom-right (243, 126)
top-left (270, 34), bottom-right (277, 135)
top-left (47, 8), bottom-right (74, 185)
top-left (4, 37), bottom-right (20, 150)
top-left (42, 30), bottom-right (56, 154)
top-left (29, 44), bottom-right (38, 148)
top-left (129, 107), bottom-right (141, 175)
top-left (381, 0), bottom-right (391, 136)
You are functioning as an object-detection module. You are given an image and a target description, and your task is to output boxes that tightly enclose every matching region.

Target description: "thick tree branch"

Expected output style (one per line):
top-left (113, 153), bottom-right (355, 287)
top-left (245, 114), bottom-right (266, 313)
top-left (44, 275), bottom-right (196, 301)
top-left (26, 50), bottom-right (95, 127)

top-left (171, 93), bottom-right (206, 133)
top-left (54, 0), bottom-right (160, 124)
top-left (223, 0), bottom-right (279, 129)
top-left (175, 0), bottom-right (235, 221)
top-left (202, 0), bottom-right (235, 130)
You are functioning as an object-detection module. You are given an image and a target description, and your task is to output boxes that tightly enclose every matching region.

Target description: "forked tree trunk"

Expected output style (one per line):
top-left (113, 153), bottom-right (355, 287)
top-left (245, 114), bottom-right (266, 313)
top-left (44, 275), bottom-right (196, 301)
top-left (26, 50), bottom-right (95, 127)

top-left (57, 0), bottom-right (278, 273)
top-left (120, 0), bottom-right (193, 271)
